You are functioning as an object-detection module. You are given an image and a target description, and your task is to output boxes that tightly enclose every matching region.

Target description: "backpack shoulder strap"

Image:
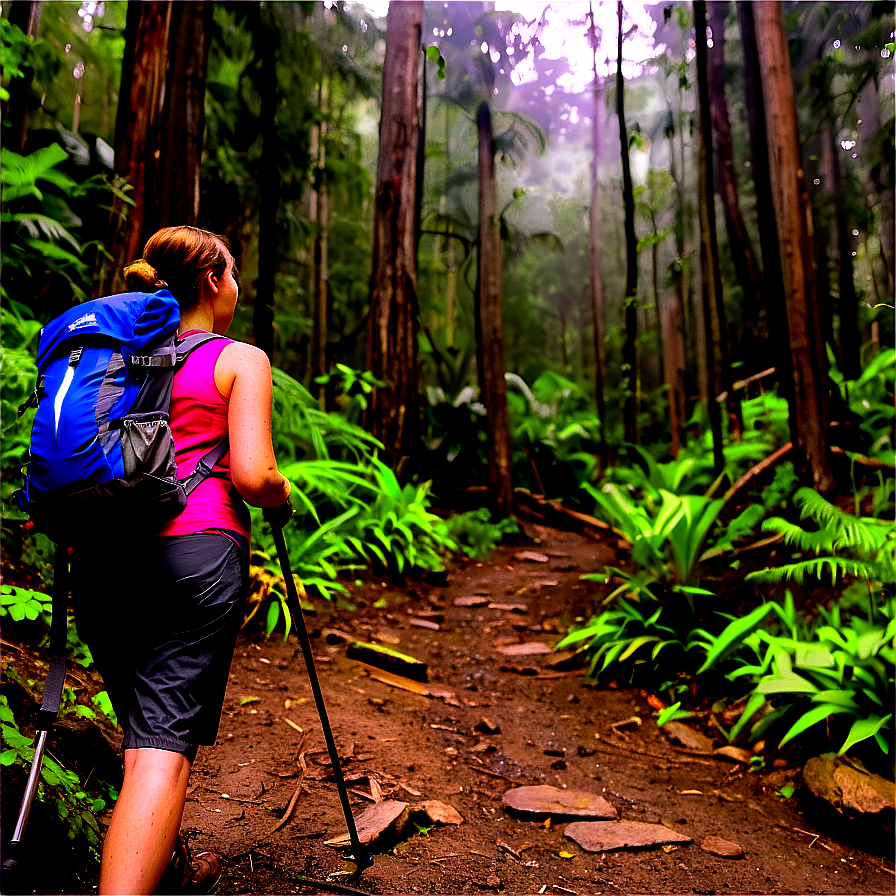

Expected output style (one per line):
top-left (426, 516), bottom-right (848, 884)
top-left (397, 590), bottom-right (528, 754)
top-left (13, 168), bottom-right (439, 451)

top-left (173, 333), bottom-right (232, 496)
top-left (174, 332), bottom-right (228, 367)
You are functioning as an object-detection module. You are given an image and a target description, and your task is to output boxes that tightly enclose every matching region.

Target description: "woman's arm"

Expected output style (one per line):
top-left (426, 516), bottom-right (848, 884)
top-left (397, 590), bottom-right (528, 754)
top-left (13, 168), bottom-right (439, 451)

top-left (214, 342), bottom-right (290, 508)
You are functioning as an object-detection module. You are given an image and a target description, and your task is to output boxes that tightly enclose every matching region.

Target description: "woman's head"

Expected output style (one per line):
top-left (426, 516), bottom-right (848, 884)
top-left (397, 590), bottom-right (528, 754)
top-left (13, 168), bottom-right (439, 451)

top-left (124, 226), bottom-right (232, 311)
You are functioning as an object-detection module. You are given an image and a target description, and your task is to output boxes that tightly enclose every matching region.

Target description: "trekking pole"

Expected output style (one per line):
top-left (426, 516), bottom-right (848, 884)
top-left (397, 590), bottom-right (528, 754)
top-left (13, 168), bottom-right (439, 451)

top-left (3, 547), bottom-right (69, 883)
top-left (266, 511), bottom-right (373, 874)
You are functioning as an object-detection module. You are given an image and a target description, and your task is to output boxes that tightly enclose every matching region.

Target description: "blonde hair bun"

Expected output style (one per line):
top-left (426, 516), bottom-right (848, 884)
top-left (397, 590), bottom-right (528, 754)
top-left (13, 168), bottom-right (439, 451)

top-left (123, 259), bottom-right (170, 292)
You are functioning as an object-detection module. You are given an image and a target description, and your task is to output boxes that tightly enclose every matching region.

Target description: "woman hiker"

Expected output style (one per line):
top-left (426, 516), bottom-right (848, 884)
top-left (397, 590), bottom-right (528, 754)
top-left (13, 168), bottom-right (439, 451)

top-left (72, 226), bottom-right (292, 894)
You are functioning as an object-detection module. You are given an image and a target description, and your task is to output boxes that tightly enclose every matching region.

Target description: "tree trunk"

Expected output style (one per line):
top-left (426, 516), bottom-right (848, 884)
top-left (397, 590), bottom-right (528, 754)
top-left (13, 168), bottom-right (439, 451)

top-left (100, 1), bottom-right (172, 295)
top-left (736, 0), bottom-right (794, 419)
top-left (151, 1), bottom-right (212, 231)
top-left (311, 78), bottom-right (330, 403)
top-left (828, 120), bottom-right (860, 380)
top-left (476, 102), bottom-right (514, 517)
top-left (4, 1), bottom-right (42, 153)
top-left (707, 0), bottom-right (770, 374)
top-left (255, 9), bottom-right (279, 361)
top-left (753, 1), bottom-right (835, 495)
top-left (694, 0), bottom-right (726, 473)
top-left (661, 296), bottom-right (688, 458)
top-left (617, 1), bottom-right (638, 443)
top-left (364, 0), bottom-right (424, 480)
top-left (587, 3), bottom-right (607, 446)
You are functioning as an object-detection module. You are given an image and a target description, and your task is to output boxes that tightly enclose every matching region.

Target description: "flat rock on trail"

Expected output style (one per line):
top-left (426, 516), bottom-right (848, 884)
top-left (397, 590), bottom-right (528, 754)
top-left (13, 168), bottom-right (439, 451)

top-left (182, 527), bottom-right (894, 895)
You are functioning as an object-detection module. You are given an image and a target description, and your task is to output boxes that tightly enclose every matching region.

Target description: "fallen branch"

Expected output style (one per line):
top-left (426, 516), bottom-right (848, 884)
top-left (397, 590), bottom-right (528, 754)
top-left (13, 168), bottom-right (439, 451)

top-left (830, 445), bottom-right (895, 471)
top-left (723, 442), bottom-right (792, 504)
top-left (514, 489), bottom-right (623, 541)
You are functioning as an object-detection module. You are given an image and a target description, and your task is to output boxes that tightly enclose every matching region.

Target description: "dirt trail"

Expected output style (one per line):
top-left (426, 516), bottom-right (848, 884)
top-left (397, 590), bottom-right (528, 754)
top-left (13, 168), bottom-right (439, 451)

top-left (180, 525), bottom-right (893, 896)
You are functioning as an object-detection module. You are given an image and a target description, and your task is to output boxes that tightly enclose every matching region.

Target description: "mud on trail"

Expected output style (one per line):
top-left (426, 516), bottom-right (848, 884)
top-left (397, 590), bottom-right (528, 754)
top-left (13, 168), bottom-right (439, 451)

top-left (178, 526), bottom-right (893, 896)
top-left (2, 525), bottom-right (893, 895)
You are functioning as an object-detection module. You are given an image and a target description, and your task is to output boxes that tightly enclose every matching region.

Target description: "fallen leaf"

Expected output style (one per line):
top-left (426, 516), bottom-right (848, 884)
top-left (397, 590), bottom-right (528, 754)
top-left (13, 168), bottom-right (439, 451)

top-left (558, 850), bottom-right (576, 859)
top-left (677, 789), bottom-right (703, 795)
top-left (239, 696), bottom-right (260, 706)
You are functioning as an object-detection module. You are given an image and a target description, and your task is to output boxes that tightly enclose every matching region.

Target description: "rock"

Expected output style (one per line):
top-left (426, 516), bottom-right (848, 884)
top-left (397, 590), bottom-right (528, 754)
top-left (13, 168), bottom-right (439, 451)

top-left (565, 820), bottom-right (692, 853)
top-left (485, 873), bottom-right (502, 889)
top-left (803, 753), bottom-right (896, 820)
top-left (324, 800), bottom-right (409, 848)
top-left (454, 596), bottom-right (490, 607)
top-left (408, 617), bottom-right (440, 631)
top-left (497, 642), bottom-right (552, 656)
top-left (663, 721), bottom-right (714, 753)
top-left (713, 745), bottom-right (754, 764)
top-left (514, 551), bottom-right (550, 563)
top-left (700, 835), bottom-right (744, 858)
top-left (489, 602), bottom-right (528, 613)
top-left (545, 650), bottom-right (586, 670)
top-left (502, 785), bottom-right (617, 820)
top-left (475, 717), bottom-right (501, 734)
top-left (418, 800), bottom-right (464, 825)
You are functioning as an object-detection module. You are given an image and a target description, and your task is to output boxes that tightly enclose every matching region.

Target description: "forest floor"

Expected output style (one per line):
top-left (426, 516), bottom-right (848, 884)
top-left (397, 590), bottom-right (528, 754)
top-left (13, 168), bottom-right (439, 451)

top-left (2, 523), bottom-right (895, 895)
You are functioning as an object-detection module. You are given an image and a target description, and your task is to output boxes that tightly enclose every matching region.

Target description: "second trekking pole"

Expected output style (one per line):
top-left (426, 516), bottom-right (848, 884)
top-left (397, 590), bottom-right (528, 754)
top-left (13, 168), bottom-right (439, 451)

top-left (265, 509), bottom-right (373, 875)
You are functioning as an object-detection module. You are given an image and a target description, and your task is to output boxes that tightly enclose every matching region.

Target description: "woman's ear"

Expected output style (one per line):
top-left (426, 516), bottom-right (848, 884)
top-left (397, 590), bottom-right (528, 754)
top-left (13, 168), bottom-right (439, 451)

top-left (203, 269), bottom-right (219, 294)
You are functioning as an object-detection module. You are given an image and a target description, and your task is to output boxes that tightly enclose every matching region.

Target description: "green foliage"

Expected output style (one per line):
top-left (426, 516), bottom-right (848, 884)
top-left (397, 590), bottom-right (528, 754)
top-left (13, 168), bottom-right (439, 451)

top-left (1, 695), bottom-right (110, 852)
top-left (582, 484), bottom-right (725, 612)
top-left (697, 593), bottom-right (895, 759)
top-left (0, 143), bottom-right (103, 307)
top-left (829, 346), bottom-right (896, 466)
top-left (346, 459), bottom-right (458, 576)
top-left (445, 508), bottom-right (520, 561)
top-left (746, 487), bottom-right (895, 589)
top-left (556, 596), bottom-right (706, 685)
top-left (0, 584), bottom-right (52, 622)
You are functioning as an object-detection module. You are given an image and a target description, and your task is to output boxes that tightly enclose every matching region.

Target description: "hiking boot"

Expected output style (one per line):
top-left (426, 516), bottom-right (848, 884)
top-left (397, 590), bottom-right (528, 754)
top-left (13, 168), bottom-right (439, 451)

top-left (156, 834), bottom-right (222, 895)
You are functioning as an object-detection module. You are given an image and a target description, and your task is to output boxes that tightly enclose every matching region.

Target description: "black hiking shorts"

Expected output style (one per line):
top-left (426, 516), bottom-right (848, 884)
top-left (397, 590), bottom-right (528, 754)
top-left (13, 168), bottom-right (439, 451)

top-left (72, 531), bottom-right (249, 761)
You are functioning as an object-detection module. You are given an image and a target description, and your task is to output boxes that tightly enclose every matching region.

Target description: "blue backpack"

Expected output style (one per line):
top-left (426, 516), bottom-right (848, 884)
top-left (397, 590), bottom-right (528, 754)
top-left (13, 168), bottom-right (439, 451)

top-left (15, 290), bottom-right (229, 544)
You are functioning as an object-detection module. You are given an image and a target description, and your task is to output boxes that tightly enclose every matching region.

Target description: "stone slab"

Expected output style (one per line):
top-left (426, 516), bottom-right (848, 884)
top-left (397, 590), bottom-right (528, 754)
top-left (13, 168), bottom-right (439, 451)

top-left (324, 800), bottom-right (409, 848)
top-left (701, 835), bottom-right (744, 858)
top-left (502, 785), bottom-right (617, 820)
top-left (565, 820), bottom-right (692, 853)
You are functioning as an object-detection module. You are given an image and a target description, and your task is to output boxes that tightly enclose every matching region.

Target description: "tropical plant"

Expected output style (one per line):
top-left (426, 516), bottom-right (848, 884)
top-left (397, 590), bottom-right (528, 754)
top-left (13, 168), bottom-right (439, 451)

top-left (556, 596), bottom-right (708, 685)
top-left (696, 592), bottom-right (895, 760)
top-left (582, 485), bottom-right (726, 612)
top-left (745, 487), bottom-right (895, 591)
top-left (345, 459), bottom-right (458, 576)
top-left (1, 694), bottom-right (114, 853)
top-left (445, 507), bottom-right (520, 561)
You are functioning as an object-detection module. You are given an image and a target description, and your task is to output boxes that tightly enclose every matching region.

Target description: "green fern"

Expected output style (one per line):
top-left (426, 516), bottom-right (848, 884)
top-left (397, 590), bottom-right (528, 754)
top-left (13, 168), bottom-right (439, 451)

top-left (747, 487), bottom-right (895, 588)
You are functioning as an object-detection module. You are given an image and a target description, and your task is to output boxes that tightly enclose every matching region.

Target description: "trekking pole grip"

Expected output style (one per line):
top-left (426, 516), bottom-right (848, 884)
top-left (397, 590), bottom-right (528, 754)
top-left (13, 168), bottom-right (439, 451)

top-left (268, 521), bottom-right (373, 872)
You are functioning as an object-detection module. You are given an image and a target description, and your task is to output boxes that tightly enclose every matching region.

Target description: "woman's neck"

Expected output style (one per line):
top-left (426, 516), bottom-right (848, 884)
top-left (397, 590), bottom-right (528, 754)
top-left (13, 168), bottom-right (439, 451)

top-left (178, 305), bottom-right (215, 335)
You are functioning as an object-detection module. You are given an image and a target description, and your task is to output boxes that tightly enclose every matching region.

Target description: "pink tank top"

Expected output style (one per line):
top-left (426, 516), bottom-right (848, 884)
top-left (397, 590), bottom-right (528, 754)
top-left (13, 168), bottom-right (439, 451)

top-left (156, 333), bottom-right (251, 541)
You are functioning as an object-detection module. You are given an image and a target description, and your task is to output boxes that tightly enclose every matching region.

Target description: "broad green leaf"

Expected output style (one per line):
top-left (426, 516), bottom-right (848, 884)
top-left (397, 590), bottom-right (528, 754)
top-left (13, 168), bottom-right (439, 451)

top-left (778, 703), bottom-right (853, 748)
top-left (838, 714), bottom-right (892, 756)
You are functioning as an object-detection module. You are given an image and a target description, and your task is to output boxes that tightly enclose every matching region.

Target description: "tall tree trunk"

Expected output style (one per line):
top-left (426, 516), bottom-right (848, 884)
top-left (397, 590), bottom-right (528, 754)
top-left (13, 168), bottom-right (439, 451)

top-left (857, 73), bottom-right (895, 299)
top-left (100, 1), bottom-right (172, 295)
top-left (311, 78), bottom-right (330, 403)
top-left (753, 1), bottom-right (835, 494)
top-left (736, 1), bottom-right (794, 416)
top-left (364, 0), bottom-right (424, 479)
top-left (255, 9), bottom-right (279, 361)
top-left (4, 1), bottom-right (42, 153)
top-left (828, 121), bottom-right (860, 380)
top-left (707, 0), bottom-right (770, 374)
top-left (617, 1), bottom-right (638, 443)
top-left (476, 102), bottom-right (514, 517)
top-left (587, 3), bottom-right (607, 446)
top-left (694, 0), bottom-right (726, 473)
top-left (151, 1), bottom-right (212, 231)
top-left (661, 295), bottom-right (688, 458)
